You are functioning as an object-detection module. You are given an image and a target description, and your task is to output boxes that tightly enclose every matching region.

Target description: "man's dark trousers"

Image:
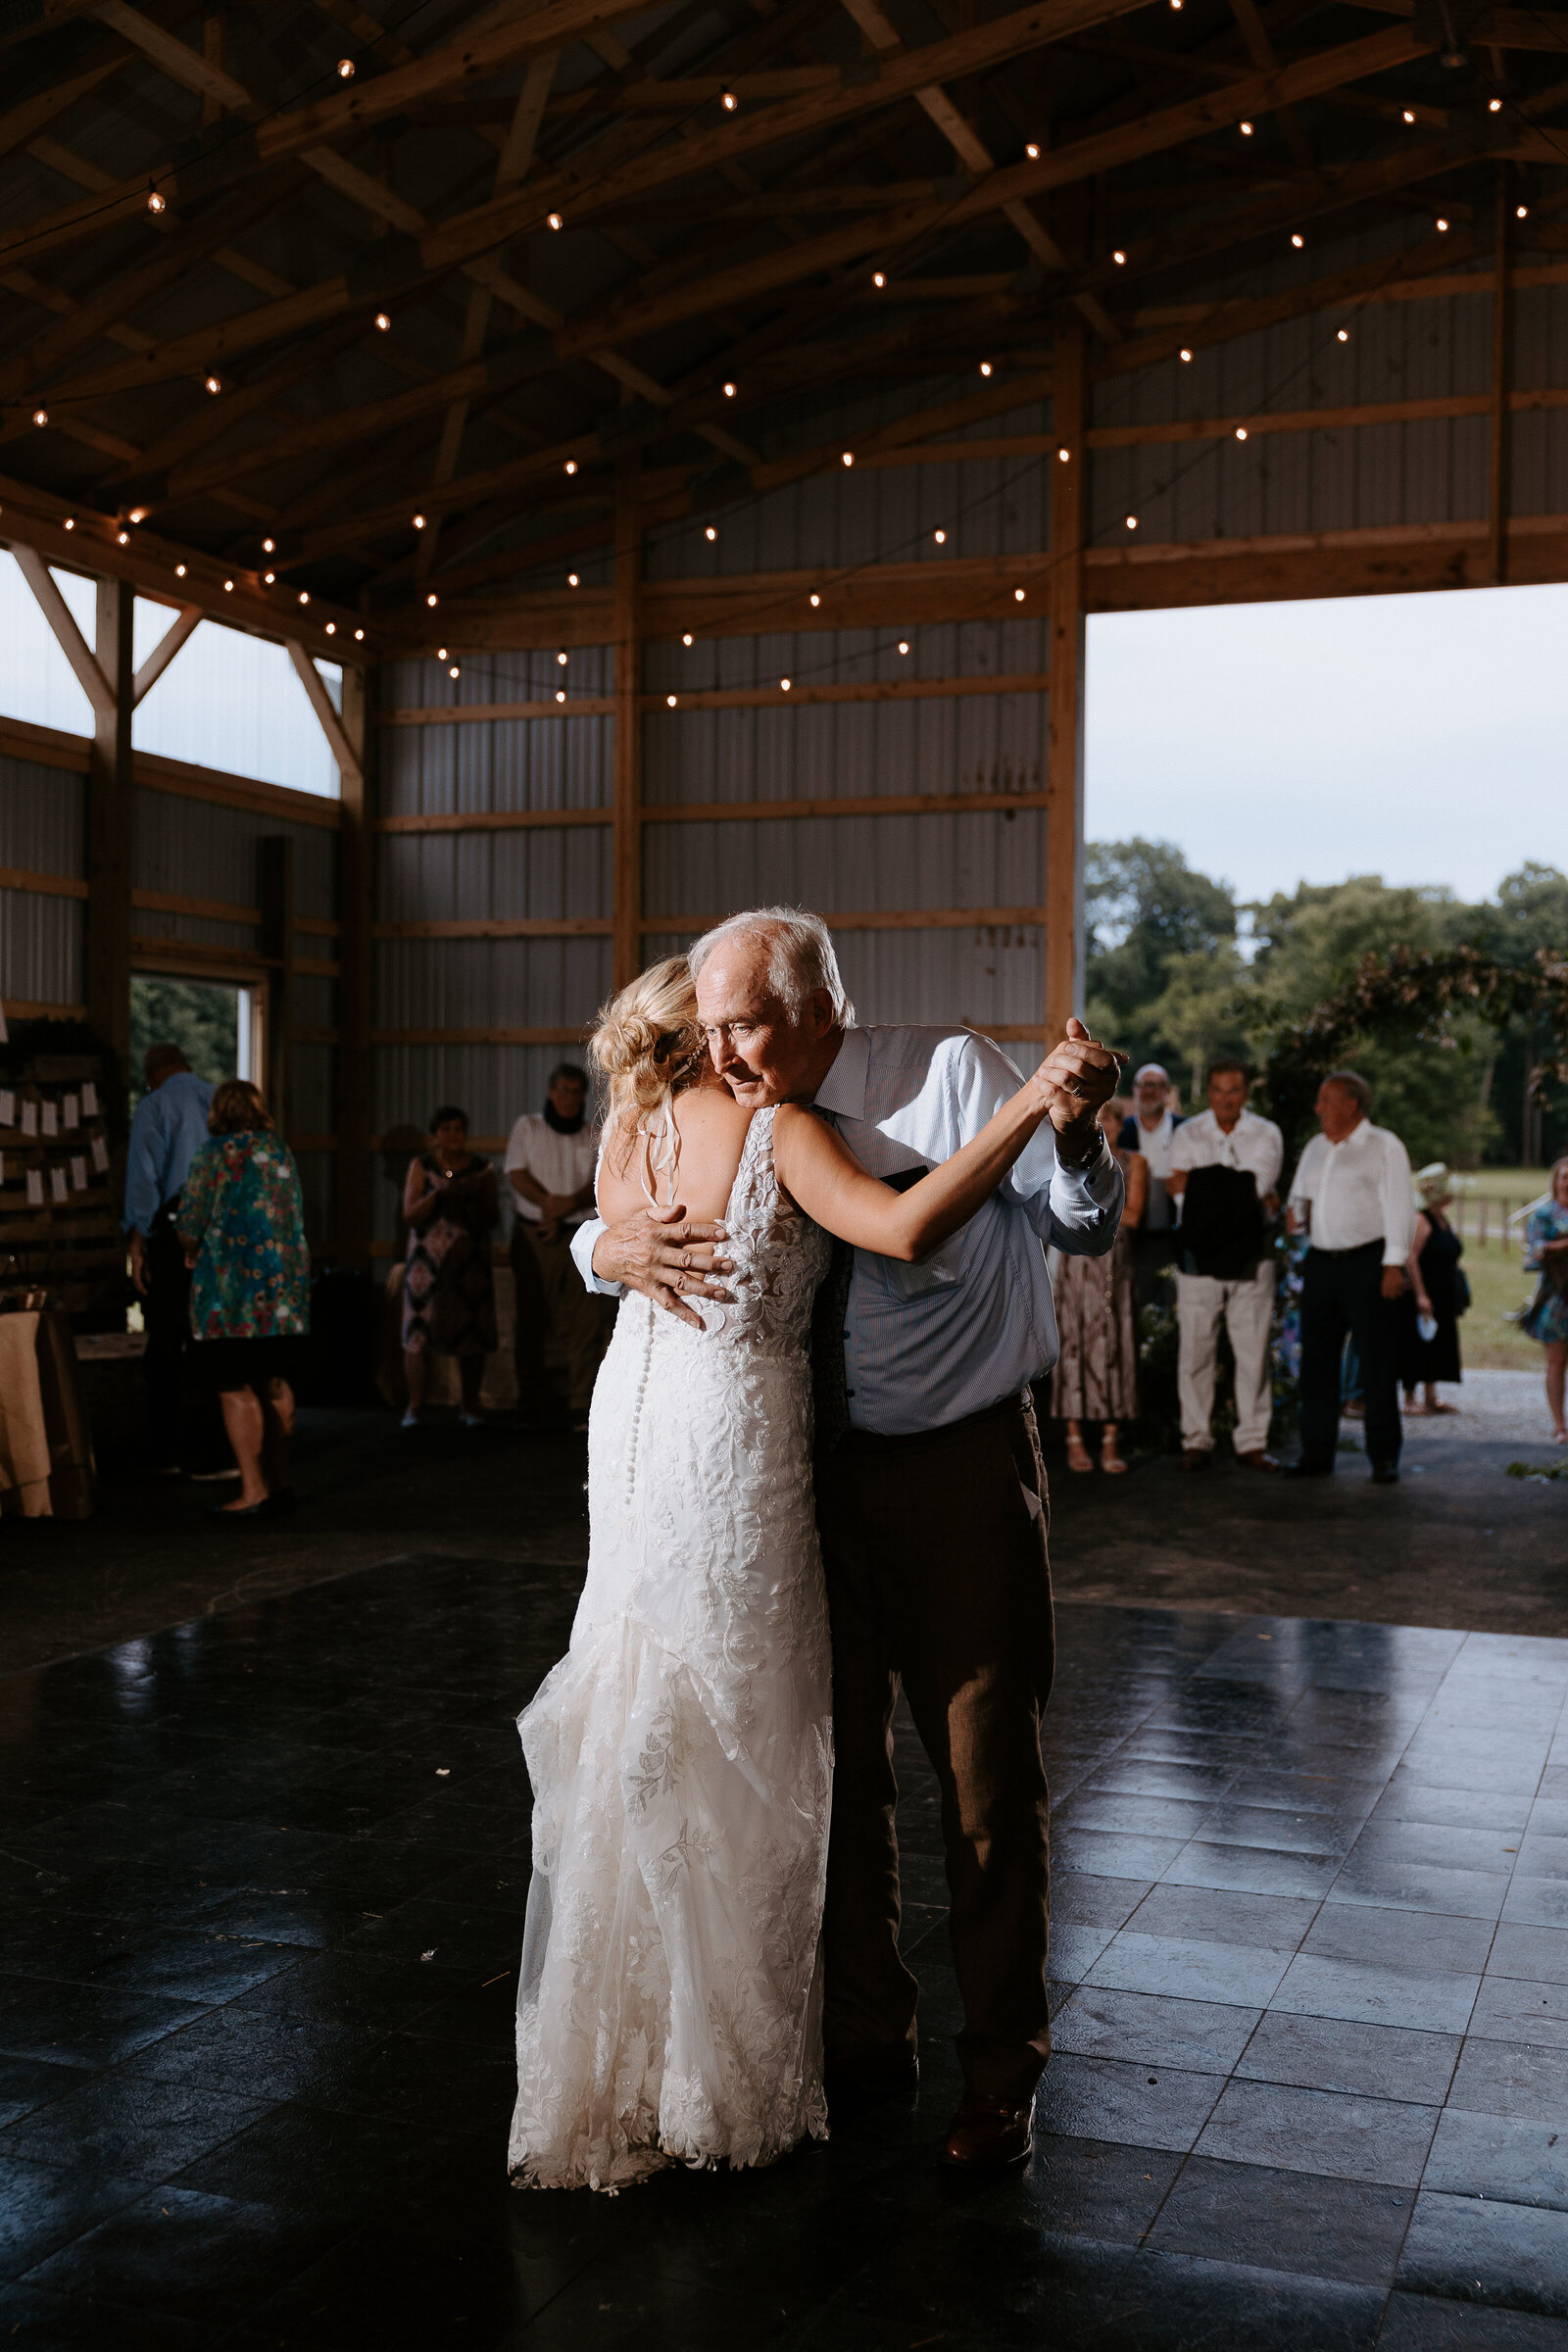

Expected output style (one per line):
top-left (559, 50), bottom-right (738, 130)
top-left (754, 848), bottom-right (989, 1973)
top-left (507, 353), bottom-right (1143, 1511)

top-left (1298, 1238), bottom-right (1401, 1472)
top-left (815, 1391), bottom-right (1054, 2104)
top-left (142, 1197), bottom-right (193, 1469)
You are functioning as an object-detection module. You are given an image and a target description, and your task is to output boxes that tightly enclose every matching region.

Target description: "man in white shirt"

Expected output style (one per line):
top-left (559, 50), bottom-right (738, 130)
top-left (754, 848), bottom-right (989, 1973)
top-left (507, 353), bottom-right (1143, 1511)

top-left (1117, 1061), bottom-right (1183, 1302)
top-left (571, 906), bottom-right (1124, 2173)
top-left (1165, 1060), bottom-right (1284, 1471)
top-left (1285, 1070), bottom-right (1414, 1485)
top-left (505, 1064), bottom-right (611, 1431)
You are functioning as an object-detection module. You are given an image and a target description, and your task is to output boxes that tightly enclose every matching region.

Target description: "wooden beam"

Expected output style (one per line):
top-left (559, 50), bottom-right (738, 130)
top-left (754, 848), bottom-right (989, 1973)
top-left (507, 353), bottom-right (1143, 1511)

top-left (1491, 165), bottom-right (1513, 588)
top-left (134, 748), bottom-right (345, 828)
top-left (640, 906), bottom-right (1049, 933)
top-left (89, 577), bottom-right (134, 1067)
top-left (1083, 512), bottom-right (1568, 608)
top-left (645, 786), bottom-right (1053, 821)
top-left (612, 459), bottom-right (642, 992)
top-left (285, 641), bottom-right (365, 786)
top-left (12, 547), bottom-right (114, 717)
top-left (130, 605), bottom-right (201, 707)
top-left (259, 836), bottom-right (294, 1135)
top-left (1045, 318), bottom-right (1085, 1048)
top-left (375, 806), bottom-right (613, 830)
top-left (336, 662), bottom-right (373, 1268)
top-left (0, 865), bottom-right (90, 900)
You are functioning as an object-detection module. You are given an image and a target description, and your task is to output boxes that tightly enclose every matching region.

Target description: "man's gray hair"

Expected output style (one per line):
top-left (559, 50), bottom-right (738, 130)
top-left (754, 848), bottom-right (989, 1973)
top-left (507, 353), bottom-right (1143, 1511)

top-left (1133, 1062), bottom-right (1169, 1085)
top-left (1325, 1068), bottom-right (1372, 1112)
top-left (687, 906), bottom-right (856, 1026)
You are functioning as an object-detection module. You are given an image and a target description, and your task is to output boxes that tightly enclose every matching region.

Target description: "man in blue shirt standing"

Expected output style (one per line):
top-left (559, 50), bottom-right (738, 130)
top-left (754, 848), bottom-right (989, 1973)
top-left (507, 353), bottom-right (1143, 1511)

top-left (123, 1043), bottom-right (216, 1474)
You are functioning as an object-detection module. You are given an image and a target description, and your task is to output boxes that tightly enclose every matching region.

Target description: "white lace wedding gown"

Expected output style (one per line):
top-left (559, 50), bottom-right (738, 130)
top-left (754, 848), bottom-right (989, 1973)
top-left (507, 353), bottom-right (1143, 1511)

top-left (509, 1106), bottom-right (834, 2190)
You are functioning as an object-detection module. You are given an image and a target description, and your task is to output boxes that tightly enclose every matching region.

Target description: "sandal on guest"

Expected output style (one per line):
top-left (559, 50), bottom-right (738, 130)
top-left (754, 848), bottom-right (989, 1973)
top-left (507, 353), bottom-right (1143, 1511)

top-left (1101, 1436), bottom-right (1129, 1476)
top-left (1065, 1435), bottom-right (1093, 1474)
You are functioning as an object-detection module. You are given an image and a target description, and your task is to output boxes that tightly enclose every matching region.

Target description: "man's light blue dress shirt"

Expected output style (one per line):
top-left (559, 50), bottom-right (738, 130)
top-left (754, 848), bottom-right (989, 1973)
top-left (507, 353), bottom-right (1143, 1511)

top-left (570, 1024), bottom-right (1123, 1437)
top-left (122, 1071), bottom-right (216, 1235)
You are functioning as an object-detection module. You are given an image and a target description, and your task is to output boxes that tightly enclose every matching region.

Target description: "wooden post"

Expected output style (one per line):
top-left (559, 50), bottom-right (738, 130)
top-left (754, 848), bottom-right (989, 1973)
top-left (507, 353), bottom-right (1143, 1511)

top-left (259, 836), bottom-right (295, 1139)
top-left (612, 458), bottom-right (642, 992)
top-left (1489, 163), bottom-right (1512, 589)
top-left (1045, 316), bottom-right (1087, 1047)
top-left (336, 662), bottom-right (374, 1267)
top-left (88, 578), bottom-right (134, 1071)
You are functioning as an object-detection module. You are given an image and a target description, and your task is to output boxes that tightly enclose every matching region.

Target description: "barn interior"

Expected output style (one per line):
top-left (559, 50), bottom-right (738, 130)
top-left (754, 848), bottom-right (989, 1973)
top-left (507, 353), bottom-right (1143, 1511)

top-left (2, 0), bottom-right (1568, 2341)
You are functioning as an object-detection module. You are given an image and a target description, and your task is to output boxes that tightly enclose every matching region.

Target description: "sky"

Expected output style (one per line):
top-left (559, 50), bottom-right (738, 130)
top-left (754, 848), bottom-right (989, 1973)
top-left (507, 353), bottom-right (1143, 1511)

top-left (1084, 581), bottom-right (1568, 910)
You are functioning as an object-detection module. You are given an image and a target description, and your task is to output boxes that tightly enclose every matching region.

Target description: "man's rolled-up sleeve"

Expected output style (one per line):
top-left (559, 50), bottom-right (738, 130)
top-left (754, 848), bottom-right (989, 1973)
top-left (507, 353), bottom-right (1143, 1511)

top-left (1044, 1144), bottom-right (1124, 1257)
top-left (570, 1215), bottom-right (622, 1298)
top-left (1381, 1134), bottom-right (1416, 1265)
top-left (954, 1032), bottom-right (1124, 1258)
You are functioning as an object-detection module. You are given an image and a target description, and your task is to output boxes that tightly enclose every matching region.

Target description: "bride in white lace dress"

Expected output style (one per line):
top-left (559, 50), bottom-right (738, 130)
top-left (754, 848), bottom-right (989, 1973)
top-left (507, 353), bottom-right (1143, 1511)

top-left (509, 960), bottom-right (1056, 2190)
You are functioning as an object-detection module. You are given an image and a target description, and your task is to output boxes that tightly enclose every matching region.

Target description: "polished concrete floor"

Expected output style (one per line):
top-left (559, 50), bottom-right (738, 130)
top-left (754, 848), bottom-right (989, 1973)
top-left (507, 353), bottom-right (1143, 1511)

top-left (4, 1518), bottom-right (1568, 2348)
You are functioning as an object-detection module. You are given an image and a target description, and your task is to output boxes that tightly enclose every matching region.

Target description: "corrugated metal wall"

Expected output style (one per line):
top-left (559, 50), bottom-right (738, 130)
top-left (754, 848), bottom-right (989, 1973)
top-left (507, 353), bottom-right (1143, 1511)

top-left (0, 753), bottom-right (85, 1012)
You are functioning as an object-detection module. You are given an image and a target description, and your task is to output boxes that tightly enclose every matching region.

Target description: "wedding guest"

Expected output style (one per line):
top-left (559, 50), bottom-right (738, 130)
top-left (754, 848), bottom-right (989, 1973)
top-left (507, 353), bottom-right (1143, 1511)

top-left (1165, 1059), bottom-right (1284, 1472)
top-left (402, 1106), bottom-right (500, 1429)
top-left (176, 1080), bottom-right (309, 1518)
top-left (1052, 1097), bottom-right (1146, 1473)
top-left (1285, 1071), bottom-right (1413, 1485)
top-left (122, 1043), bottom-right (222, 1478)
top-left (1118, 1061), bottom-right (1183, 1304)
top-left (1399, 1164), bottom-right (1466, 1415)
top-left (506, 1064), bottom-right (612, 1435)
top-left (1522, 1154), bottom-right (1568, 1446)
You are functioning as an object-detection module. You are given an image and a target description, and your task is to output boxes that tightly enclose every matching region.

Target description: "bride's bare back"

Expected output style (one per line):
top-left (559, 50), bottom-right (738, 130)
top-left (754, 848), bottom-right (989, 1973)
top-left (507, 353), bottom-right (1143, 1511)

top-left (595, 1074), bottom-right (755, 1229)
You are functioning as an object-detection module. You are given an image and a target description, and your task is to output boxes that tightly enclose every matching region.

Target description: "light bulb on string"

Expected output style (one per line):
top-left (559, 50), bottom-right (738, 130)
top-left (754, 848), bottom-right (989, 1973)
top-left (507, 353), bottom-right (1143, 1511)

top-left (557, 651), bottom-right (567, 665)
top-left (355, 628), bottom-right (365, 641)
top-left (325, 622), bottom-right (335, 635)
top-left (841, 451), bottom-right (854, 466)
top-left (1236, 427), bottom-right (1248, 440)
top-left (336, 56), bottom-right (355, 76)
top-left (223, 578), bottom-right (233, 592)
top-left (1436, 217), bottom-right (1449, 231)
top-left (1112, 250), bottom-right (1126, 266)
top-left (425, 593), bottom-right (437, 608)
top-left (898, 641), bottom-right (909, 655)
top-left (174, 563), bottom-right (186, 576)
top-left (62, 516), bottom-right (74, 531)
top-left (980, 361), bottom-right (993, 376)
top-left (721, 89), bottom-right (737, 110)
top-left (1338, 327), bottom-right (1349, 341)
top-left (872, 270), bottom-right (885, 287)
top-left (564, 459), bottom-right (577, 474)
top-left (374, 312), bottom-right (390, 331)
top-left (723, 382), bottom-right (736, 398)
top-left (934, 528), bottom-right (946, 544)
top-left (1013, 587), bottom-right (1025, 601)
top-left (1490, 96), bottom-right (1501, 111)
top-left (263, 537), bottom-right (274, 553)
top-left (666, 693), bottom-right (677, 707)
top-left (437, 648), bottom-right (447, 661)
top-left (547, 213), bottom-right (563, 230)
top-left (449, 665), bottom-right (460, 679)
top-left (556, 689), bottom-right (565, 704)
top-left (682, 632), bottom-right (694, 646)
top-left (1180, 348), bottom-right (1193, 363)
top-left (1517, 203), bottom-right (1529, 219)
top-left (117, 528), bottom-right (128, 544)
top-left (1403, 108), bottom-right (1415, 122)
top-left (567, 572), bottom-right (579, 586)
top-left (1239, 120), bottom-right (1253, 135)
top-left (780, 677), bottom-right (791, 692)
top-left (32, 408), bottom-right (47, 426)
top-left (413, 514), bottom-right (425, 528)
top-left (1026, 142), bottom-right (1040, 158)
top-left (147, 189), bottom-right (166, 214)
top-left (1291, 233), bottom-right (1303, 248)
top-left (298, 590), bottom-right (310, 605)
top-left (205, 374), bottom-right (221, 394)
top-left (1125, 514), bottom-right (1138, 530)
top-left (809, 593), bottom-right (820, 608)
top-left (264, 570), bottom-right (275, 584)
top-left (706, 525), bottom-right (716, 541)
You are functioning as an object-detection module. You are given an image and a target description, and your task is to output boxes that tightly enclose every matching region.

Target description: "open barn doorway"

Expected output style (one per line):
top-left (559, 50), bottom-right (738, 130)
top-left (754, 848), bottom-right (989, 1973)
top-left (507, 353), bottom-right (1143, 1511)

top-left (127, 975), bottom-right (262, 1112)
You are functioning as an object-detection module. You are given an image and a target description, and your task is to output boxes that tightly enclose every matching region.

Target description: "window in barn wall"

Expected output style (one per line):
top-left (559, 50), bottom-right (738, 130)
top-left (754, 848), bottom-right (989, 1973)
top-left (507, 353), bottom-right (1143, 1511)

top-left (0, 551), bottom-right (341, 799)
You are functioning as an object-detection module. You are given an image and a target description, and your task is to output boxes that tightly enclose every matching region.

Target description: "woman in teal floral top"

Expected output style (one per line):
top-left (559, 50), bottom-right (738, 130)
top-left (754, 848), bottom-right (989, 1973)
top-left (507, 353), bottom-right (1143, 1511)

top-left (177, 1080), bottom-right (310, 1517)
top-left (1522, 1154), bottom-right (1568, 1446)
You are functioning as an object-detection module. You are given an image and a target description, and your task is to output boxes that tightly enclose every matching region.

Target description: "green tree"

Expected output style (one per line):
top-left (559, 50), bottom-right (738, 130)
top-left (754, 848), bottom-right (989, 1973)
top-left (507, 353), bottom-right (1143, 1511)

top-left (1146, 945), bottom-right (1260, 1105)
top-left (128, 977), bottom-right (241, 1110)
top-left (1467, 863), bottom-right (1568, 1162)
top-left (1085, 839), bottom-right (1238, 1074)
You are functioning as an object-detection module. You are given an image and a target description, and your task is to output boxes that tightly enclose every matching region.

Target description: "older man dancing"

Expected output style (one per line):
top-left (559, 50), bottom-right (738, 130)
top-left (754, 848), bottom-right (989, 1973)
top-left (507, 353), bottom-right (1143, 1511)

top-left (572, 909), bottom-right (1123, 2170)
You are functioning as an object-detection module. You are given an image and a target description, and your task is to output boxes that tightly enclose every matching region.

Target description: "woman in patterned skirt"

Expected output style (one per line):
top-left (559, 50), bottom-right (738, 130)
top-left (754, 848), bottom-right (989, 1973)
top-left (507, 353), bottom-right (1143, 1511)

top-left (1522, 1154), bottom-right (1568, 1446)
top-left (1050, 1096), bottom-right (1147, 1474)
top-left (402, 1104), bottom-right (500, 1428)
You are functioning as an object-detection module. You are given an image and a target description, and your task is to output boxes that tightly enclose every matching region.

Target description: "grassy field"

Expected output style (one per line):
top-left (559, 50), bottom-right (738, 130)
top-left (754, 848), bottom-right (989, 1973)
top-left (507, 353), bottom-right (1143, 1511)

top-left (1442, 1168), bottom-right (1551, 1372)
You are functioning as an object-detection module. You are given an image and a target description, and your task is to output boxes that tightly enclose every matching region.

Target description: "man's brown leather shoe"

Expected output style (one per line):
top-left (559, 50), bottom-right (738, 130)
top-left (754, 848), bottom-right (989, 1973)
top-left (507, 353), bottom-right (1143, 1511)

top-left (941, 2090), bottom-right (1035, 2170)
top-left (1180, 1448), bottom-right (1210, 1473)
top-left (1236, 1449), bottom-right (1279, 1471)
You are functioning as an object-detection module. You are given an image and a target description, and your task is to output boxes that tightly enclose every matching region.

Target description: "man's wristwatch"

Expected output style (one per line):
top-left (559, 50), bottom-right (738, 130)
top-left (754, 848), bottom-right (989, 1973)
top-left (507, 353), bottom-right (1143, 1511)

top-left (1054, 1122), bottom-right (1107, 1171)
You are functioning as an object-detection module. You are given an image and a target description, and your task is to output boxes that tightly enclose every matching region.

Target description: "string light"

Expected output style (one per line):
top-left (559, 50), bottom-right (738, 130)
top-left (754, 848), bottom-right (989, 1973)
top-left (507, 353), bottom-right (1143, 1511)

top-left (62, 516), bottom-right (74, 531)
top-left (1337, 327), bottom-right (1349, 341)
top-left (872, 270), bottom-right (885, 287)
top-left (298, 590), bottom-right (310, 605)
top-left (263, 537), bottom-right (274, 553)
top-left (556, 688), bottom-right (565, 703)
top-left (723, 381), bottom-right (736, 398)
top-left (1026, 142), bottom-right (1040, 158)
top-left (437, 648), bottom-right (447, 661)
top-left (117, 528), bottom-right (128, 544)
top-left (1013, 587), bottom-right (1025, 601)
top-left (354, 627), bottom-right (365, 641)
top-left (449, 664), bottom-right (460, 679)
top-left (147, 189), bottom-right (166, 214)
top-left (1170, 0), bottom-right (1182, 11)
top-left (325, 622), bottom-right (336, 635)
top-left (128, 507), bottom-right (149, 523)
top-left (223, 578), bottom-right (233, 591)
top-left (1112, 249), bottom-right (1126, 266)
top-left (374, 312), bottom-right (390, 331)
top-left (1239, 121), bottom-right (1253, 136)
top-left (336, 56), bottom-right (355, 76)
top-left (898, 641), bottom-right (909, 654)
top-left (1291, 233), bottom-right (1303, 248)
top-left (1125, 514), bottom-right (1138, 529)
top-left (564, 460), bottom-right (577, 475)
top-left (547, 213), bottom-right (563, 230)
top-left (568, 572), bottom-right (579, 586)
top-left (413, 513), bottom-right (426, 528)
top-left (705, 525), bottom-right (716, 541)
top-left (1057, 446), bottom-right (1070, 462)
top-left (682, 632), bottom-right (694, 646)
top-left (721, 89), bottom-right (737, 111)
top-left (174, 563), bottom-right (186, 576)
top-left (1489, 96), bottom-right (1502, 111)
top-left (809, 593), bottom-right (820, 607)
top-left (1517, 203), bottom-right (1529, 219)
top-left (205, 374), bottom-right (220, 394)
top-left (980, 361), bottom-right (993, 376)
top-left (264, 570), bottom-right (275, 583)
top-left (934, 528), bottom-right (946, 544)
top-left (1236, 426), bottom-right (1248, 440)
top-left (780, 677), bottom-right (792, 691)
top-left (425, 592), bottom-right (437, 607)
top-left (1436, 217), bottom-right (1449, 231)
top-left (841, 451), bottom-right (854, 466)
top-left (32, 408), bottom-right (46, 426)
top-left (557, 651), bottom-right (567, 665)
top-left (1402, 108), bottom-right (1415, 122)
top-left (666, 693), bottom-right (677, 706)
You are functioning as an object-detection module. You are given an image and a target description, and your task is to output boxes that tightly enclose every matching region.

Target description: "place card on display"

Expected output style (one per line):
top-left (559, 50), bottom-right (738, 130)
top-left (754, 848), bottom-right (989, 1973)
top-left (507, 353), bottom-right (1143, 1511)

top-left (64, 1095), bottom-right (78, 1128)
top-left (50, 1167), bottom-right (68, 1203)
top-left (20, 1102), bottom-right (37, 1136)
top-left (0, 1091), bottom-right (13, 1128)
top-left (26, 1170), bottom-right (43, 1206)
top-left (40, 1102), bottom-right (58, 1137)
top-left (71, 1155), bottom-right (86, 1191)
top-left (81, 1082), bottom-right (98, 1116)
top-left (92, 1136), bottom-right (110, 1173)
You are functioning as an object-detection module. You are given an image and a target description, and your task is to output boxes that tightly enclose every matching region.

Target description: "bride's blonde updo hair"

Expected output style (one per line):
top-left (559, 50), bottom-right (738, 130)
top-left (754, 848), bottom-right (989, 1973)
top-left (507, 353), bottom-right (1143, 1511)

top-left (590, 956), bottom-right (708, 1168)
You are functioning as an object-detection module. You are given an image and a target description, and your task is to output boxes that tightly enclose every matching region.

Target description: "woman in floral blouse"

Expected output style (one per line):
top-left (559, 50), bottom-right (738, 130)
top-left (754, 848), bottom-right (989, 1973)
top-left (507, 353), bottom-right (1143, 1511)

top-left (177, 1079), bottom-right (310, 1517)
top-left (1522, 1154), bottom-right (1568, 1446)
